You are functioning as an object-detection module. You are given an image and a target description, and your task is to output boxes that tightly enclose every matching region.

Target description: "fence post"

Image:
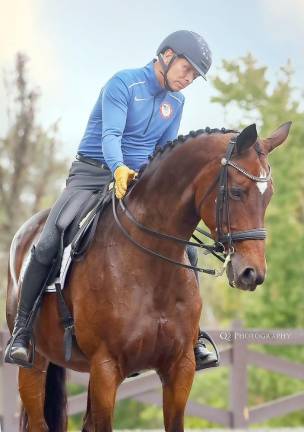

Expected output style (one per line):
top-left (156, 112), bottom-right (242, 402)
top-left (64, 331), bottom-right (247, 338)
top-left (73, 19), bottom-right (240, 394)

top-left (0, 327), bottom-right (19, 431)
top-left (229, 320), bottom-right (249, 428)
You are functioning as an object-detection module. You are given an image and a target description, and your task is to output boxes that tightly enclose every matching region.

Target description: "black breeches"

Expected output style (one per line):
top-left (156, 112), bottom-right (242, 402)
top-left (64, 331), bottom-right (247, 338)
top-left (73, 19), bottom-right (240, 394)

top-left (34, 161), bottom-right (112, 265)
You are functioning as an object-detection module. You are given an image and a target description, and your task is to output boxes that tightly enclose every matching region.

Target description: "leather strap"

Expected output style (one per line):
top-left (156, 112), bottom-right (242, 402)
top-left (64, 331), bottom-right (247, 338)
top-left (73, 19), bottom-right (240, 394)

top-left (113, 191), bottom-right (217, 275)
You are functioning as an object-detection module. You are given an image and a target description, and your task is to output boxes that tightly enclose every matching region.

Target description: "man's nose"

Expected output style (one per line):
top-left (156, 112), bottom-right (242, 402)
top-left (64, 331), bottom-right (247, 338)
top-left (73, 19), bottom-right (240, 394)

top-left (185, 72), bottom-right (194, 84)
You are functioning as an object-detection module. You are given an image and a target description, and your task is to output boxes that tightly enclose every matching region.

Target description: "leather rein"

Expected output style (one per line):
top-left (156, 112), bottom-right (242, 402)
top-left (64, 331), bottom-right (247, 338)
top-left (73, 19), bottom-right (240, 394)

top-left (112, 136), bottom-right (272, 276)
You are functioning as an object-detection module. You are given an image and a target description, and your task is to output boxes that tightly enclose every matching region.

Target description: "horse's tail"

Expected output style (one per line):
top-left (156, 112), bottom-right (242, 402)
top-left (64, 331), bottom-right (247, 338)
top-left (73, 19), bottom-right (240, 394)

top-left (44, 363), bottom-right (67, 431)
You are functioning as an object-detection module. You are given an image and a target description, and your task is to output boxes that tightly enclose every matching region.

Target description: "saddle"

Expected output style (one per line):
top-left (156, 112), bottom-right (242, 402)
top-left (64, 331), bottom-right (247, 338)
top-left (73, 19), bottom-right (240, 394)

top-left (25, 183), bottom-right (113, 363)
top-left (46, 184), bottom-right (113, 286)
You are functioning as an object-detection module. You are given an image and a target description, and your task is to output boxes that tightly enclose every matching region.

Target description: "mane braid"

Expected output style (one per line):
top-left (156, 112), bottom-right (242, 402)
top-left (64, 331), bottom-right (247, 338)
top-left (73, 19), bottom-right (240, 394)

top-left (137, 126), bottom-right (238, 178)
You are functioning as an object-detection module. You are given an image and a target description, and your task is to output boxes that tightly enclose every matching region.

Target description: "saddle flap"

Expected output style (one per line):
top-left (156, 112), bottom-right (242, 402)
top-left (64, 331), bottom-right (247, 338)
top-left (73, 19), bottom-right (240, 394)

top-left (55, 190), bottom-right (95, 232)
top-left (46, 184), bottom-right (112, 287)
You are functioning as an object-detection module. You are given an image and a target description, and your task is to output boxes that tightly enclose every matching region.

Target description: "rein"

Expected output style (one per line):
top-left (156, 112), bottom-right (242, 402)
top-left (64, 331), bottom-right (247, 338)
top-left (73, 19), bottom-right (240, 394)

top-left (119, 199), bottom-right (224, 255)
top-left (112, 135), bottom-right (272, 276)
top-left (112, 191), bottom-right (220, 275)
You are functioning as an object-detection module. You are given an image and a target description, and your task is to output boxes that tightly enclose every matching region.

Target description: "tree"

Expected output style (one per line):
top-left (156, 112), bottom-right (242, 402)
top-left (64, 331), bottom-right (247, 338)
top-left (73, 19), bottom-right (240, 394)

top-left (209, 53), bottom-right (304, 330)
top-left (0, 53), bottom-right (68, 303)
top-left (201, 54), bottom-right (304, 427)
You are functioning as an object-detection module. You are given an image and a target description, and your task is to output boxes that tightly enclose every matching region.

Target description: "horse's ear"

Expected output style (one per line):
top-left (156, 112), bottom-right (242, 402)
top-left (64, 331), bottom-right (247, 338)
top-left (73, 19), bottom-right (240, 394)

top-left (236, 124), bottom-right (258, 154)
top-left (263, 122), bottom-right (292, 154)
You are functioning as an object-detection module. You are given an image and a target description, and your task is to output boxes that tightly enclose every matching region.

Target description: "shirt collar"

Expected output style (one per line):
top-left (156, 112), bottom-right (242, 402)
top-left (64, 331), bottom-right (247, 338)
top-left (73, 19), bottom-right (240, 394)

top-left (144, 60), bottom-right (167, 96)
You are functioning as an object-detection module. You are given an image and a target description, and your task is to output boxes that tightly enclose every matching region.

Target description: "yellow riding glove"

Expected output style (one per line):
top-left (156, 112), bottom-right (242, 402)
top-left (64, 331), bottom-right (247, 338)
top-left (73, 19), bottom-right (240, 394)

top-left (114, 165), bottom-right (137, 199)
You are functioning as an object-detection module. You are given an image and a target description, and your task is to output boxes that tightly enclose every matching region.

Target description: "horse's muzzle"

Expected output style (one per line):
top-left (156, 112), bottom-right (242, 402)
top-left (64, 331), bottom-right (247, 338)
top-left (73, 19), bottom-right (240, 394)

top-left (226, 260), bottom-right (265, 291)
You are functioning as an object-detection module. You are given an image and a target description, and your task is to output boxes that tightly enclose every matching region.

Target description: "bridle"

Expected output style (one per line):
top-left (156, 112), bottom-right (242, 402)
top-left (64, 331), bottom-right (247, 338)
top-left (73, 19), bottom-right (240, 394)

top-left (214, 136), bottom-right (271, 254)
top-left (112, 135), bottom-right (272, 276)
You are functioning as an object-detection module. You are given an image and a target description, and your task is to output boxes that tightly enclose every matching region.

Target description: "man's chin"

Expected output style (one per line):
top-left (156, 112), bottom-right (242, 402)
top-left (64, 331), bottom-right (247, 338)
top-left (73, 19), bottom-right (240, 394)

top-left (171, 82), bottom-right (186, 91)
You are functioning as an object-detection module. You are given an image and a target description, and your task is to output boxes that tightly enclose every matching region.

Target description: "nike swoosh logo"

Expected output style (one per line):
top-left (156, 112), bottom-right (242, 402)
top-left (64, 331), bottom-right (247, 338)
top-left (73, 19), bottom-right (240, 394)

top-left (134, 96), bottom-right (151, 102)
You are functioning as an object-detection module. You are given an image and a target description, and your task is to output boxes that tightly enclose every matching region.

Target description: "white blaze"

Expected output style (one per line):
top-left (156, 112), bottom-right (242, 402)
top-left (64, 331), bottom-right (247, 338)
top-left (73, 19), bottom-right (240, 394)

top-left (256, 169), bottom-right (268, 194)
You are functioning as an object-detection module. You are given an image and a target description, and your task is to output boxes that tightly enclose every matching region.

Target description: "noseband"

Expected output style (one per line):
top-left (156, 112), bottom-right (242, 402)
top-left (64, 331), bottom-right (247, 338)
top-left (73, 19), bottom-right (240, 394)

top-left (113, 135), bottom-right (272, 275)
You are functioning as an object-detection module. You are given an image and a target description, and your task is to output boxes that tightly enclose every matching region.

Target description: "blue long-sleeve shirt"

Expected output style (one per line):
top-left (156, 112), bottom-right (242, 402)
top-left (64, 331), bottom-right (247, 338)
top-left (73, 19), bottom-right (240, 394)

top-left (78, 61), bottom-right (185, 173)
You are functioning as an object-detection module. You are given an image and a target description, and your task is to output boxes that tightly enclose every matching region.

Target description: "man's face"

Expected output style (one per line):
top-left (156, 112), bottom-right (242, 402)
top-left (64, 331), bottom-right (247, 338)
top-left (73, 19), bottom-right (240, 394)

top-left (163, 49), bottom-right (200, 91)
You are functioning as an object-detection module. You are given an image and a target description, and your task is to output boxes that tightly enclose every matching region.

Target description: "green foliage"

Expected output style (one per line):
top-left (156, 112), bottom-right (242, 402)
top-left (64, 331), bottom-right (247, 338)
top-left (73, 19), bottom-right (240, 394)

top-left (209, 53), bottom-right (304, 331)
top-left (200, 53), bottom-right (304, 427)
top-left (114, 399), bottom-right (163, 429)
top-left (248, 363), bottom-right (304, 427)
top-left (0, 54), bottom-right (69, 252)
top-left (0, 53), bottom-right (69, 316)
top-left (67, 383), bottom-right (87, 431)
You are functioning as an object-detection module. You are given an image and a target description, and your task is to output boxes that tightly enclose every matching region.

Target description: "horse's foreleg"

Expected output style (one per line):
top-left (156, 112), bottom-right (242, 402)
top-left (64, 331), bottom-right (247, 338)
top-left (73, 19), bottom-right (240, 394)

top-left (89, 354), bottom-right (121, 432)
top-left (18, 353), bottom-right (49, 432)
top-left (160, 351), bottom-right (196, 432)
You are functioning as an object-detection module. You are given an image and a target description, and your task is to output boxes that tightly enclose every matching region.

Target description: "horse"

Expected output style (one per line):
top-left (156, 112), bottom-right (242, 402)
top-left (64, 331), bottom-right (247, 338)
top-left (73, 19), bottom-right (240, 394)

top-left (6, 121), bottom-right (291, 431)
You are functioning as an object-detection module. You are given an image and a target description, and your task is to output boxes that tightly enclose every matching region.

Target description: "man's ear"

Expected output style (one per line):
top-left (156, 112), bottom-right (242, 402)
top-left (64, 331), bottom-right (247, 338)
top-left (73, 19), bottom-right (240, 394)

top-left (236, 124), bottom-right (258, 154)
top-left (162, 48), bottom-right (175, 64)
top-left (263, 122), bottom-right (292, 154)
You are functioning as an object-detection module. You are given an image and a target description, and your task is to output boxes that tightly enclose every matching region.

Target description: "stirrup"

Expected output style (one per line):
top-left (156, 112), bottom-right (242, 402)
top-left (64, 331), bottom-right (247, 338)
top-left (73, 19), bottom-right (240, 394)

top-left (4, 327), bottom-right (35, 368)
top-left (197, 330), bottom-right (220, 369)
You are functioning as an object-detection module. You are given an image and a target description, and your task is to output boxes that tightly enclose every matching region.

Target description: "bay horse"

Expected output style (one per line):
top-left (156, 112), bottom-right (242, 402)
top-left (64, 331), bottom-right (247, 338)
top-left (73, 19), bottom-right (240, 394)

top-left (6, 122), bottom-right (291, 431)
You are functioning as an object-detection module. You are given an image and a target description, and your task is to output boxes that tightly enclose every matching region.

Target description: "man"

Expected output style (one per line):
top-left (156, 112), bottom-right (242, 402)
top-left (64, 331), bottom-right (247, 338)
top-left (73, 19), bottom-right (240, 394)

top-left (6, 30), bottom-right (218, 370)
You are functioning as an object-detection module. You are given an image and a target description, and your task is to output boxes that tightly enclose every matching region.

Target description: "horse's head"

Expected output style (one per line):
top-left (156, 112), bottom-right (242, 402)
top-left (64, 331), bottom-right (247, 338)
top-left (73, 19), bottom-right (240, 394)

top-left (195, 122), bottom-right (292, 291)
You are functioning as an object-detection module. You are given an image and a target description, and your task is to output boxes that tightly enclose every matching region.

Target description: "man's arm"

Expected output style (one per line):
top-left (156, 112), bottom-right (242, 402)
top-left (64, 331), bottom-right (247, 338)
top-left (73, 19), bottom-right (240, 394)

top-left (102, 75), bottom-right (136, 198)
top-left (101, 75), bottom-right (130, 173)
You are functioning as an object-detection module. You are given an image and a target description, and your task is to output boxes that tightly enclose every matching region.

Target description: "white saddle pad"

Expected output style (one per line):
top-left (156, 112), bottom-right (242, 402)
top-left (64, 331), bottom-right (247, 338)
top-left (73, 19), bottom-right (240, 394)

top-left (45, 245), bottom-right (73, 292)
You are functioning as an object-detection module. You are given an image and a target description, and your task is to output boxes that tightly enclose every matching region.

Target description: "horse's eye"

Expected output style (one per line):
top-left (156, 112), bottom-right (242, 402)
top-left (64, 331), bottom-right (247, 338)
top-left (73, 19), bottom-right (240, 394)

top-left (229, 187), bottom-right (243, 200)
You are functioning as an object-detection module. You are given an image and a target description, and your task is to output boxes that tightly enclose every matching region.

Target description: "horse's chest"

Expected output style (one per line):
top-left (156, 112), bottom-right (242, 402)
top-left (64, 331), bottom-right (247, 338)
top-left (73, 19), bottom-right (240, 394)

top-left (122, 312), bottom-right (192, 359)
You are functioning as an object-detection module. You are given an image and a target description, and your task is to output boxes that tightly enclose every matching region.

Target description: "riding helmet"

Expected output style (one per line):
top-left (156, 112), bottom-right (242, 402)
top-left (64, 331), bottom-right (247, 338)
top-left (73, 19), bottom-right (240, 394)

top-left (157, 30), bottom-right (212, 80)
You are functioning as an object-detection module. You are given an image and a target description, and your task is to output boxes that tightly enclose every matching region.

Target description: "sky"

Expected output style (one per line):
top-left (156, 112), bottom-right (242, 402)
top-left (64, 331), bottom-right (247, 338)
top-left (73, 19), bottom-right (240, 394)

top-left (0, 0), bottom-right (303, 159)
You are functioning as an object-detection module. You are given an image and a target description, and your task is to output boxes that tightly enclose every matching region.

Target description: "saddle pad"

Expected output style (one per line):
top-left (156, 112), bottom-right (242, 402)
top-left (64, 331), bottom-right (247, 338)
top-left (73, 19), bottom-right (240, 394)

top-left (19, 244), bottom-right (72, 293)
top-left (45, 245), bottom-right (72, 293)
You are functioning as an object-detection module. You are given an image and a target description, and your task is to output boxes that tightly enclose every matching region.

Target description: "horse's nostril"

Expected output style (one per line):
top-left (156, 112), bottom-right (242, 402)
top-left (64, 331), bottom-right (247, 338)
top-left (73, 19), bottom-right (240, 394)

top-left (240, 267), bottom-right (256, 285)
top-left (256, 272), bottom-right (265, 285)
top-left (239, 267), bottom-right (265, 286)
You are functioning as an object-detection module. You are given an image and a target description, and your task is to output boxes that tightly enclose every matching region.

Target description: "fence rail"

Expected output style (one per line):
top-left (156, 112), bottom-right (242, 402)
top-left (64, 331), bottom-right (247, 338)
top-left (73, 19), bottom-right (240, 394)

top-left (1, 321), bottom-right (304, 431)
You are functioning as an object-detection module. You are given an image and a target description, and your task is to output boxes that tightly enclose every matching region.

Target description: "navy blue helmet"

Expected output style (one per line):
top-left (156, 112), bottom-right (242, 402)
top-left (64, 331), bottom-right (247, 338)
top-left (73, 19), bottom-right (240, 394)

top-left (157, 30), bottom-right (212, 80)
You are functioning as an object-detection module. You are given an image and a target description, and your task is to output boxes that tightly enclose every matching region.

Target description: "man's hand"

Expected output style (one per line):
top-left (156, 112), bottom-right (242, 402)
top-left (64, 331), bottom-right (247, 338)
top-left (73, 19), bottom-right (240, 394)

top-left (114, 165), bottom-right (137, 199)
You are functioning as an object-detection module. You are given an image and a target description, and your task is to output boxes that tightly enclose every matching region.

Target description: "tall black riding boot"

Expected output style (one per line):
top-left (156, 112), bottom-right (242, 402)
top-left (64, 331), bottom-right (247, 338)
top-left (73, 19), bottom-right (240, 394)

top-left (5, 246), bottom-right (51, 367)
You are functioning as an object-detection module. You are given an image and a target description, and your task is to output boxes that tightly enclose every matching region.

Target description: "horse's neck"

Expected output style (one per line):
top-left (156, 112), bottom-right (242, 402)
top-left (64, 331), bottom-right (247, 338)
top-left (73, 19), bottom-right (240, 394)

top-left (128, 141), bottom-right (213, 241)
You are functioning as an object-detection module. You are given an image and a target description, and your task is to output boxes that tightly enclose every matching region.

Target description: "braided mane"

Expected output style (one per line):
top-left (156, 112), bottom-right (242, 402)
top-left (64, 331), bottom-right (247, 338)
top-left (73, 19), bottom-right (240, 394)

top-left (137, 127), bottom-right (238, 177)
